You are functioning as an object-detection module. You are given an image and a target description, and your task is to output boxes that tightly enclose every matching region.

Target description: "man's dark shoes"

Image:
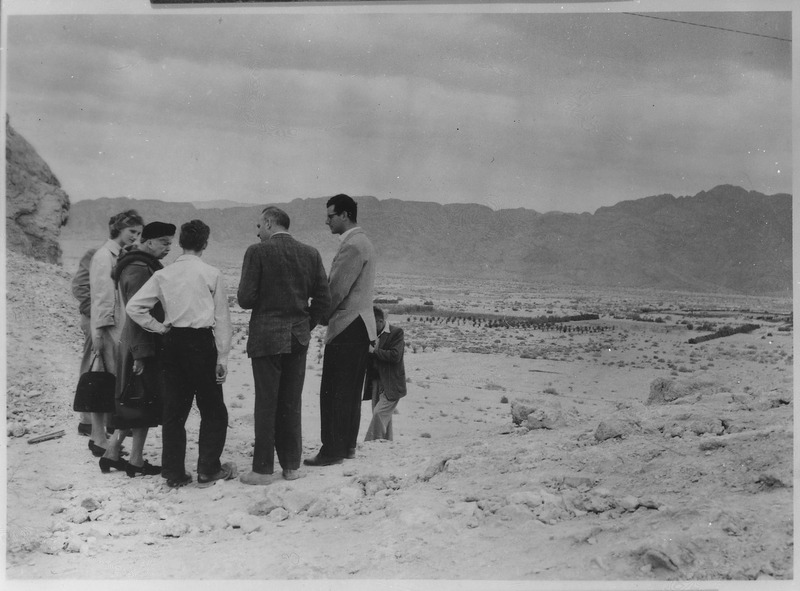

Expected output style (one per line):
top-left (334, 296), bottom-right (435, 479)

top-left (99, 456), bottom-right (129, 473)
top-left (197, 461), bottom-right (238, 487)
top-left (303, 453), bottom-right (343, 467)
top-left (126, 460), bottom-right (161, 478)
top-left (166, 472), bottom-right (192, 488)
top-left (78, 422), bottom-right (92, 436)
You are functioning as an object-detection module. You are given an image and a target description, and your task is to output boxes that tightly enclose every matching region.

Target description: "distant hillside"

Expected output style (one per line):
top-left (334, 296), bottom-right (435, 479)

top-left (60, 185), bottom-right (792, 296)
top-left (192, 199), bottom-right (252, 210)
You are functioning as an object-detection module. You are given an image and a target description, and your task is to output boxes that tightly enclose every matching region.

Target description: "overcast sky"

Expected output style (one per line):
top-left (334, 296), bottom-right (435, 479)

top-left (3, 2), bottom-right (792, 213)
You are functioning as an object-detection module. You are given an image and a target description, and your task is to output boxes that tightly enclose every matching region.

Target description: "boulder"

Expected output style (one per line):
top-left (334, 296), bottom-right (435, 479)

top-left (510, 398), bottom-right (562, 430)
top-left (594, 421), bottom-right (626, 441)
top-left (646, 377), bottom-right (722, 405)
top-left (6, 116), bottom-right (70, 264)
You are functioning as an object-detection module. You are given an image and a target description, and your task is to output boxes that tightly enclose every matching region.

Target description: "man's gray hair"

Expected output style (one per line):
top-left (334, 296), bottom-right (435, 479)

top-left (262, 206), bottom-right (290, 230)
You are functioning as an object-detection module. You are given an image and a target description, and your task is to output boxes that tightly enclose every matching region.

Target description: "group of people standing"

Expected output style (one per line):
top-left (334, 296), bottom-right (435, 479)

top-left (72, 194), bottom-right (406, 489)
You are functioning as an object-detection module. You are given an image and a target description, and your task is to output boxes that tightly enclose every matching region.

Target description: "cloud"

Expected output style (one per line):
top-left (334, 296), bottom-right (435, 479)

top-left (5, 11), bottom-right (791, 212)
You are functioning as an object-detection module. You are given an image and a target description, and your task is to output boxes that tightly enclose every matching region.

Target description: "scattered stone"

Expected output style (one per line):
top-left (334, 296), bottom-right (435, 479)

top-left (49, 519), bottom-right (70, 533)
top-left (510, 399), bottom-right (536, 425)
top-left (65, 536), bottom-right (84, 553)
top-left (339, 486), bottom-right (363, 502)
top-left (594, 421), bottom-right (625, 441)
top-left (267, 508), bottom-right (289, 523)
top-left (688, 418), bottom-right (725, 436)
top-left (534, 501), bottom-right (569, 524)
top-left (450, 501), bottom-right (479, 520)
top-left (65, 507), bottom-right (90, 524)
top-left (7, 422), bottom-right (28, 438)
top-left (507, 491), bottom-right (544, 508)
top-left (581, 492), bottom-right (614, 513)
top-left (306, 499), bottom-right (327, 518)
top-left (160, 519), bottom-right (190, 538)
top-left (574, 526), bottom-right (604, 544)
top-left (524, 407), bottom-right (562, 430)
top-left (45, 481), bottom-right (72, 492)
top-left (81, 498), bottom-right (101, 512)
top-left (496, 503), bottom-right (533, 521)
top-left (641, 548), bottom-right (679, 572)
top-left (226, 511), bottom-right (251, 529)
top-left (560, 475), bottom-right (595, 490)
top-left (618, 495), bottom-right (640, 511)
top-left (278, 490), bottom-right (316, 514)
top-left (419, 453), bottom-right (462, 482)
top-left (638, 496), bottom-right (660, 510)
top-left (699, 438), bottom-right (727, 451)
top-left (647, 377), bottom-right (721, 405)
top-left (50, 502), bottom-right (69, 514)
top-left (248, 498), bottom-right (280, 517)
top-left (39, 536), bottom-right (66, 555)
top-left (756, 473), bottom-right (786, 489)
top-left (86, 526), bottom-right (110, 539)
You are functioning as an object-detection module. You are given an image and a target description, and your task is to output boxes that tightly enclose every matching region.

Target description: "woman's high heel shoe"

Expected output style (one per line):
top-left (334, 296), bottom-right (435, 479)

top-left (99, 456), bottom-right (129, 473)
top-left (126, 460), bottom-right (161, 478)
top-left (90, 440), bottom-right (128, 458)
top-left (89, 440), bottom-right (106, 457)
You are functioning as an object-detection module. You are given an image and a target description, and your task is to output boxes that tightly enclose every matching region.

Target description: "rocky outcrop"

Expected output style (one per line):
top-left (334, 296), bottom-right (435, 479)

top-left (6, 115), bottom-right (70, 264)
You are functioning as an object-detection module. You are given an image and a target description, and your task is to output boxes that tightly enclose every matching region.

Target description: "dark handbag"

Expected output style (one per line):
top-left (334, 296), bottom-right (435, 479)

top-left (115, 365), bottom-right (160, 422)
top-left (73, 353), bottom-right (116, 413)
top-left (115, 376), bottom-right (146, 421)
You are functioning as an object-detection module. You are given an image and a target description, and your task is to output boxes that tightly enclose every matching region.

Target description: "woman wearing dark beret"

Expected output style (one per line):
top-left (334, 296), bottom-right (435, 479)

top-left (99, 221), bottom-right (176, 477)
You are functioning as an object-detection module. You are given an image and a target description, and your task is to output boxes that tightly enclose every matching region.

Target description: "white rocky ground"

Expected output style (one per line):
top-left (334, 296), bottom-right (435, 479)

top-left (4, 250), bottom-right (794, 586)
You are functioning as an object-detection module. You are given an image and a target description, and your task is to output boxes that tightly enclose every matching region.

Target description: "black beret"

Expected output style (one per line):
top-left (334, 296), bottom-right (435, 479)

top-left (141, 222), bottom-right (176, 241)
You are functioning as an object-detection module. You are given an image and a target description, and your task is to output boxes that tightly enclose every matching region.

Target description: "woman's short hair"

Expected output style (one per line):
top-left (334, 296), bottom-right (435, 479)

top-left (326, 193), bottom-right (358, 222)
top-left (179, 219), bottom-right (210, 251)
top-left (108, 210), bottom-right (144, 238)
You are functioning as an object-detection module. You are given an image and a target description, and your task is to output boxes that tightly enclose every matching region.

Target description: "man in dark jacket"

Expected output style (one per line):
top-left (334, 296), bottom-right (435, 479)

top-left (237, 206), bottom-right (331, 484)
top-left (363, 307), bottom-right (407, 441)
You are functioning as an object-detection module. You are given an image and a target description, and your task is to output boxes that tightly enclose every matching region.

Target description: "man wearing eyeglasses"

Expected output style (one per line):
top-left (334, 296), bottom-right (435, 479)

top-left (305, 194), bottom-right (376, 466)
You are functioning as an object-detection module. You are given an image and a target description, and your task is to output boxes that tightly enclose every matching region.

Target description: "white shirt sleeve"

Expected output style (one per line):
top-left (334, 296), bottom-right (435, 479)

top-left (125, 274), bottom-right (168, 334)
top-left (212, 273), bottom-right (232, 365)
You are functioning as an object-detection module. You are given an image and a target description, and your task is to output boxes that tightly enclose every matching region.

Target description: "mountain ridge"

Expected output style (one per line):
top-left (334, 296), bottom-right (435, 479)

top-left (59, 186), bottom-right (791, 296)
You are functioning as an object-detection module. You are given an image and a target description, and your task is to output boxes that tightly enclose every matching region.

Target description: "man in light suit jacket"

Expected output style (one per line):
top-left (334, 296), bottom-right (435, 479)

top-left (237, 206), bottom-right (330, 483)
top-left (363, 307), bottom-right (407, 441)
top-left (305, 194), bottom-right (377, 466)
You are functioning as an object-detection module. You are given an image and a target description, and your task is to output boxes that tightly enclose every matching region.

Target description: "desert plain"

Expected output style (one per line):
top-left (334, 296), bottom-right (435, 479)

top-left (4, 245), bottom-right (794, 583)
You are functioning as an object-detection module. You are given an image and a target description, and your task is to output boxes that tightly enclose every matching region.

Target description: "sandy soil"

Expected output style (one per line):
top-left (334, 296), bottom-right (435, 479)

top-left (4, 250), bottom-right (794, 585)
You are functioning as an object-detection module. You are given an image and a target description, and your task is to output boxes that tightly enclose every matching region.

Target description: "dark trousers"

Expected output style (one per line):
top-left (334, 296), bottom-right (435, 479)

top-left (251, 338), bottom-right (307, 474)
top-left (160, 327), bottom-right (228, 479)
top-left (319, 316), bottom-right (370, 459)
